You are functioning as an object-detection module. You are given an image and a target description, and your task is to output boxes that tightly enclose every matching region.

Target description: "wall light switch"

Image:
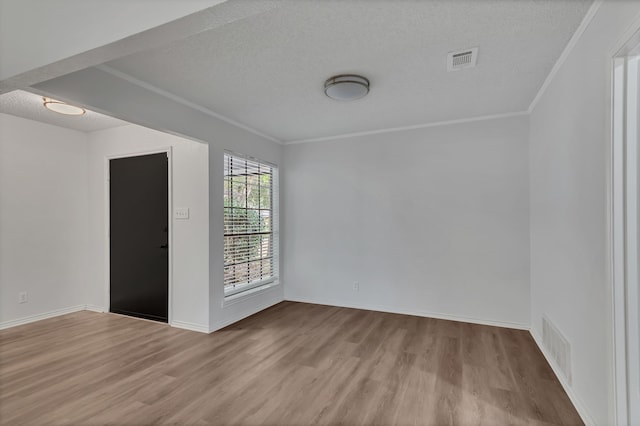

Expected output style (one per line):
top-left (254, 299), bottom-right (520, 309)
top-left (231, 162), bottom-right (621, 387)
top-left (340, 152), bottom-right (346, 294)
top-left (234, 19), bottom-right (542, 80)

top-left (175, 207), bottom-right (190, 220)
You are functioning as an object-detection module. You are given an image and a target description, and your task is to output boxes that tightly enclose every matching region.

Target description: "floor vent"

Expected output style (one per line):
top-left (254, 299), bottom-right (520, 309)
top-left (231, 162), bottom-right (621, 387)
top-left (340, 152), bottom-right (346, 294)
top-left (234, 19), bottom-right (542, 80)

top-left (542, 316), bottom-right (572, 385)
top-left (447, 47), bottom-right (478, 71)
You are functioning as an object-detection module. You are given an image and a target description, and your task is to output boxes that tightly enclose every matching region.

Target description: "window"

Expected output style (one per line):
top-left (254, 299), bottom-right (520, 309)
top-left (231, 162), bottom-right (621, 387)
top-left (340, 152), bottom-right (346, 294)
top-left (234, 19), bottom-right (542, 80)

top-left (224, 153), bottom-right (278, 296)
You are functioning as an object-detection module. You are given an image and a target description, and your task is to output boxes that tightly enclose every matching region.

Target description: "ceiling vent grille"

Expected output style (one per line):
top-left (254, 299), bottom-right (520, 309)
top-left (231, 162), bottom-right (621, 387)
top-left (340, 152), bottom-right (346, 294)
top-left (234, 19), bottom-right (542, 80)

top-left (447, 47), bottom-right (478, 71)
top-left (542, 316), bottom-right (572, 385)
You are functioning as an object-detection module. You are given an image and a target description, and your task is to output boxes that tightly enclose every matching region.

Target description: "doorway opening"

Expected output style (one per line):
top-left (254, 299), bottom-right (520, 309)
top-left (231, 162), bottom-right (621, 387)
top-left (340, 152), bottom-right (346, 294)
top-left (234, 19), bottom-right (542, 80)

top-left (612, 25), bottom-right (640, 426)
top-left (108, 151), bottom-right (170, 323)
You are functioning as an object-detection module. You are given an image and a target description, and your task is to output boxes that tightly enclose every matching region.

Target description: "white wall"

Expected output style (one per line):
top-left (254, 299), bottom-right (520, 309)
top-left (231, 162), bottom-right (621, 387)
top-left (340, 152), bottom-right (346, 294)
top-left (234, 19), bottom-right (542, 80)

top-left (0, 109), bottom-right (282, 332)
top-left (87, 124), bottom-right (210, 330)
top-left (528, 2), bottom-right (640, 424)
top-left (284, 115), bottom-right (530, 328)
top-left (35, 67), bottom-right (285, 332)
top-left (0, 113), bottom-right (89, 326)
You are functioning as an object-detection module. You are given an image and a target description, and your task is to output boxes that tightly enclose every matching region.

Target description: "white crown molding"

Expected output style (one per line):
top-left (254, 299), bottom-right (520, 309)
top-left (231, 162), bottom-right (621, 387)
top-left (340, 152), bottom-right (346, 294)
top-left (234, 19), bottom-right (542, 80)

top-left (284, 111), bottom-right (529, 145)
top-left (527, 0), bottom-right (604, 113)
top-left (95, 64), bottom-right (283, 144)
top-left (93, 1), bottom-right (601, 147)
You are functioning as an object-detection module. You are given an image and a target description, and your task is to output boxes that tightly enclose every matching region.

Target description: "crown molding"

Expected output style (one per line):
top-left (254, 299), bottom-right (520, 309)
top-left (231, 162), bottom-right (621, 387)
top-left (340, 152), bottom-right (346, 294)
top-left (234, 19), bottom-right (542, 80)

top-left (95, 0), bottom-right (602, 147)
top-left (95, 64), bottom-right (283, 144)
top-left (284, 111), bottom-right (529, 145)
top-left (527, 0), bottom-right (603, 113)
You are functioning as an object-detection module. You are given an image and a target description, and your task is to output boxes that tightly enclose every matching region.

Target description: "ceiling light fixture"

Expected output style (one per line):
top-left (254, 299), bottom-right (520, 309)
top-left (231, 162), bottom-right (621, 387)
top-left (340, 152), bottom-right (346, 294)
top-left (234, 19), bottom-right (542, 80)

top-left (324, 74), bottom-right (370, 101)
top-left (43, 97), bottom-right (86, 116)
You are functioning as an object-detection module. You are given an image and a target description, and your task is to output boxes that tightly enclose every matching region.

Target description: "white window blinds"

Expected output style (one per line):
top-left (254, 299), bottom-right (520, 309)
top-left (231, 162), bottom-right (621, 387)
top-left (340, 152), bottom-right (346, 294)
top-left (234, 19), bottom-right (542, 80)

top-left (224, 153), bottom-right (277, 296)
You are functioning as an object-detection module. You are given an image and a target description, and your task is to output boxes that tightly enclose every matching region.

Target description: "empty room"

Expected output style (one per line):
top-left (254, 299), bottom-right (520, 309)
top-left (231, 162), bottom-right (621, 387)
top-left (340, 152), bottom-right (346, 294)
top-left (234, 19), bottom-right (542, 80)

top-left (1, 0), bottom-right (640, 425)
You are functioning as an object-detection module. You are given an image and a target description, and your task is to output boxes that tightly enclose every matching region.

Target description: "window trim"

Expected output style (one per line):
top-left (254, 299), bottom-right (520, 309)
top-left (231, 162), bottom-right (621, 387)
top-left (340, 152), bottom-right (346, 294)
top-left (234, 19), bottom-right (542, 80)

top-left (224, 277), bottom-right (276, 298)
top-left (223, 151), bottom-right (279, 298)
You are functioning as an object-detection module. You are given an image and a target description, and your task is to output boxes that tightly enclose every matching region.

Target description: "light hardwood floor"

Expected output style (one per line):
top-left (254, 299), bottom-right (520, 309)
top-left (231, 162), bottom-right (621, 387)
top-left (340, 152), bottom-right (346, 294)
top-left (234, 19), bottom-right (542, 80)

top-left (0, 301), bottom-right (582, 426)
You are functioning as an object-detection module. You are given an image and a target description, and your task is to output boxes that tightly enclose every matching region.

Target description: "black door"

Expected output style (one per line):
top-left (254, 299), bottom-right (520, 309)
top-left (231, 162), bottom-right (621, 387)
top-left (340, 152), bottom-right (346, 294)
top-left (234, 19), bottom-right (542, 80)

top-left (110, 153), bottom-right (168, 322)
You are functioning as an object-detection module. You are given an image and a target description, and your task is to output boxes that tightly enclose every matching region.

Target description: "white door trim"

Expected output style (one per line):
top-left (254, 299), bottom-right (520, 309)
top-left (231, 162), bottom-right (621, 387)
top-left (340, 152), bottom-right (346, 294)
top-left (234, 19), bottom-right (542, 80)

top-left (104, 147), bottom-right (173, 325)
top-left (609, 13), bottom-right (640, 426)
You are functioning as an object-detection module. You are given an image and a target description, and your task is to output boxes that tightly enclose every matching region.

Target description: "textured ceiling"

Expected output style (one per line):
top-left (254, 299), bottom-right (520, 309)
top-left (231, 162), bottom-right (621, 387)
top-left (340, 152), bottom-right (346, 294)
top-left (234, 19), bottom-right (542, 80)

top-left (0, 90), bottom-right (127, 132)
top-left (106, 0), bottom-right (592, 142)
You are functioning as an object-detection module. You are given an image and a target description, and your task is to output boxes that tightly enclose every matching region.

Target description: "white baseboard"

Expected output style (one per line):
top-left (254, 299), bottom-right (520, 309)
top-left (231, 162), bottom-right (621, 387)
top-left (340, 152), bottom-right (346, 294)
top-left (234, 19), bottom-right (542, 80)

top-left (210, 297), bottom-right (283, 332)
top-left (0, 305), bottom-right (86, 330)
top-left (170, 320), bottom-right (211, 334)
top-left (530, 330), bottom-right (596, 426)
top-left (85, 304), bottom-right (106, 313)
top-left (0, 301), bottom-right (282, 335)
top-left (285, 296), bottom-right (529, 330)
top-left (172, 294), bottom-right (283, 333)
top-left (0, 297), bottom-right (528, 333)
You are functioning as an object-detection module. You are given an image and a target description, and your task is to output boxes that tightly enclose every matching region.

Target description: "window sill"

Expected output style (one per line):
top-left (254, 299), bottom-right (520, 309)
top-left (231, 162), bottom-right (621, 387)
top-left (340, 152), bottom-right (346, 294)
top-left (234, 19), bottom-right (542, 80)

top-left (222, 281), bottom-right (280, 307)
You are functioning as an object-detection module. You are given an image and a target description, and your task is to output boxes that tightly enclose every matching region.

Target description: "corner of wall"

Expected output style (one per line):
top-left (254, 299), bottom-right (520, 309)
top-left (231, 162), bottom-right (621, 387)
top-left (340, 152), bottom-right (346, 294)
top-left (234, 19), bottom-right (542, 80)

top-left (529, 330), bottom-right (597, 426)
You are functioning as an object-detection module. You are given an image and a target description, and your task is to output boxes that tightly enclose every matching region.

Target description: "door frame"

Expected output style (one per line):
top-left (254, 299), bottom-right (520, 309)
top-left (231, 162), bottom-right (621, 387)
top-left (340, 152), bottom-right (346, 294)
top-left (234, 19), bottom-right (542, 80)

top-left (104, 147), bottom-right (173, 324)
top-left (609, 14), bottom-right (640, 426)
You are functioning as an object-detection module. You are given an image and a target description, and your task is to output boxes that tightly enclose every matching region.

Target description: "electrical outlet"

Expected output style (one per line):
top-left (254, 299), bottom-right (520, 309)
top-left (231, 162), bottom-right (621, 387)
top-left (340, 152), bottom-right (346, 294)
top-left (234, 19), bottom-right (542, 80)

top-left (353, 281), bottom-right (359, 291)
top-left (175, 207), bottom-right (190, 220)
top-left (18, 292), bottom-right (28, 304)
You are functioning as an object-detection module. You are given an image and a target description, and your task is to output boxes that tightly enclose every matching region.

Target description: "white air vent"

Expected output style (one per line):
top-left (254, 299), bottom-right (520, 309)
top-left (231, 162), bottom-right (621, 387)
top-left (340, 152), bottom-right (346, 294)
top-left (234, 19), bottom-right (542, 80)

top-left (447, 47), bottom-right (478, 71)
top-left (542, 316), bottom-right (572, 385)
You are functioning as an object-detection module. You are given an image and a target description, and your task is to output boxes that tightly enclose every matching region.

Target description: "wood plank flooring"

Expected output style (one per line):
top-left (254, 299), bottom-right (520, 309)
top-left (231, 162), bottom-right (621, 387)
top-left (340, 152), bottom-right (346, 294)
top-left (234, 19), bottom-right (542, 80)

top-left (0, 301), bottom-right (583, 425)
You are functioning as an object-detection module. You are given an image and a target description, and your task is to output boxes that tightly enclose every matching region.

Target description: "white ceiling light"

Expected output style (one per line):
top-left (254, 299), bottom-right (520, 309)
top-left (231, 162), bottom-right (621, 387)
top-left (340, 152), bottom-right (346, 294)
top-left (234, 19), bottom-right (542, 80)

top-left (324, 75), bottom-right (370, 101)
top-left (43, 97), bottom-right (86, 116)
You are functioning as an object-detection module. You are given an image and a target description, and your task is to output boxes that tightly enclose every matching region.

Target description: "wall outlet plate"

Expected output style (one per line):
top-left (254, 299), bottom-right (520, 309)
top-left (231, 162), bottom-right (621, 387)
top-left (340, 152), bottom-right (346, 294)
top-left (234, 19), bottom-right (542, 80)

top-left (175, 207), bottom-right (189, 220)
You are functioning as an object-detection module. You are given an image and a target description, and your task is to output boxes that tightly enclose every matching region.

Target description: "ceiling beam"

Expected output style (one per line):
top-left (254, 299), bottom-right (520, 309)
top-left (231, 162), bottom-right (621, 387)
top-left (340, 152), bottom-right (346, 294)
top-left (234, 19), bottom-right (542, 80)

top-left (0, 0), bottom-right (282, 94)
top-left (33, 66), bottom-right (283, 156)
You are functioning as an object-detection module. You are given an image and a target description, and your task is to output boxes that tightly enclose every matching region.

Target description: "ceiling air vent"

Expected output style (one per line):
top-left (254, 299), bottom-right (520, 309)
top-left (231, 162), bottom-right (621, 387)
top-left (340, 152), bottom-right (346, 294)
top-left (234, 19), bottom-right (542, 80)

top-left (447, 47), bottom-right (478, 71)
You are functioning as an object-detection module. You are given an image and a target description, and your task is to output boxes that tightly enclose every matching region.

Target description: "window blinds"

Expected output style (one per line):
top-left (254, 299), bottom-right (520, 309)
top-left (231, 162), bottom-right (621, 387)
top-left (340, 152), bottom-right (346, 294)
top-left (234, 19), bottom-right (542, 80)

top-left (223, 153), bottom-right (277, 295)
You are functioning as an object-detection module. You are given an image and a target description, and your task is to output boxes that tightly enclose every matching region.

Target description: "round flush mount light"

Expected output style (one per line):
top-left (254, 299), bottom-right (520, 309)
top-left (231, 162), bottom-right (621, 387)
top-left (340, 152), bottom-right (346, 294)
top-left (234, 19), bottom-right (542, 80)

top-left (324, 74), bottom-right (370, 101)
top-left (43, 97), bottom-right (86, 116)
